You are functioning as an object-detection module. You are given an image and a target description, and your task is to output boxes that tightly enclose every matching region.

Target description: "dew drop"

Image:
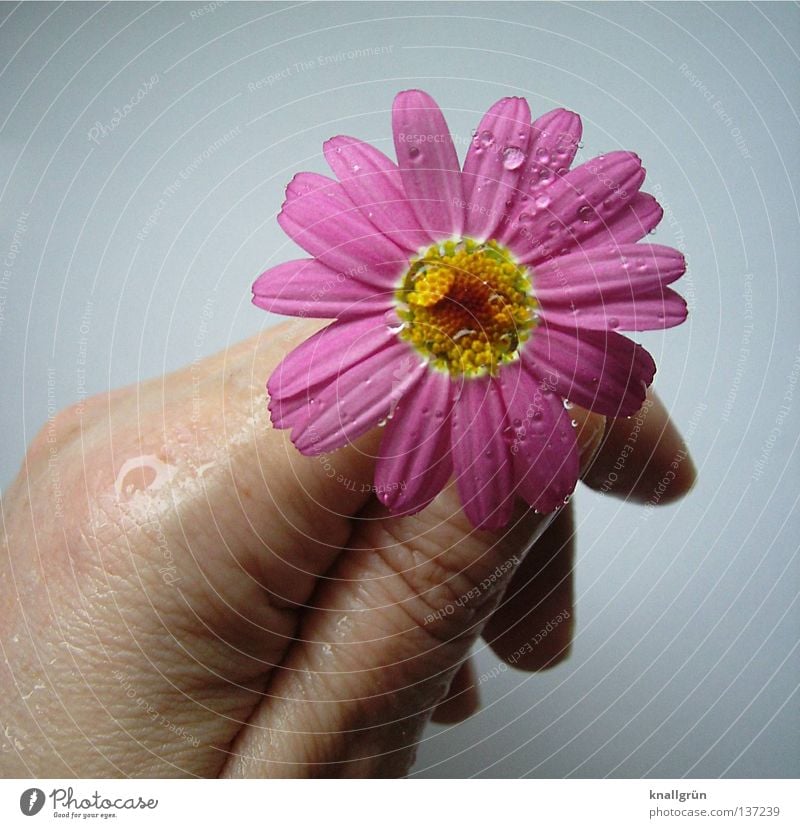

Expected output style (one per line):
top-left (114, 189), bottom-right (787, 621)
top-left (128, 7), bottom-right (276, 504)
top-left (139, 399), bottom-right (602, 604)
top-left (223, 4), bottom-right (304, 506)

top-left (609, 317), bottom-right (620, 329)
top-left (408, 146), bottom-right (421, 161)
top-left (518, 211), bottom-right (533, 223)
top-left (577, 205), bottom-right (593, 223)
top-left (535, 194), bottom-right (551, 209)
top-left (503, 146), bottom-right (525, 170)
top-left (479, 129), bottom-right (494, 148)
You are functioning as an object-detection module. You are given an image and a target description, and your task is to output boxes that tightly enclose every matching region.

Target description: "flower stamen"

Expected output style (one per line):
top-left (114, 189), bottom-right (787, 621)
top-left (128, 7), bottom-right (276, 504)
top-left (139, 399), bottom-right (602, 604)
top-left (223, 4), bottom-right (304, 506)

top-left (395, 238), bottom-right (537, 377)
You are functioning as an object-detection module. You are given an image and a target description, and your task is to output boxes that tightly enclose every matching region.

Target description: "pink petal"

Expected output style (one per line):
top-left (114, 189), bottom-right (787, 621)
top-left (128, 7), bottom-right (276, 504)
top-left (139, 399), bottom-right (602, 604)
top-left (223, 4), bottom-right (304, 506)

top-left (533, 243), bottom-right (687, 304)
top-left (538, 286), bottom-right (688, 331)
top-left (268, 314), bottom-right (426, 455)
top-left (268, 315), bottom-right (397, 428)
top-left (374, 371), bottom-right (455, 515)
top-left (521, 322), bottom-right (656, 417)
top-left (517, 107), bottom-right (583, 197)
top-left (278, 172), bottom-right (406, 285)
top-left (498, 359), bottom-right (579, 512)
top-left (392, 89), bottom-right (464, 239)
top-left (292, 341), bottom-right (425, 455)
top-left (585, 191), bottom-right (664, 245)
top-left (503, 152), bottom-right (646, 264)
top-left (451, 376), bottom-right (515, 530)
top-left (461, 97), bottom-right (531, 241)
top-left (253, 258), bottom-right (393, 319)
top-left (324, 136), bottom-right (433, 252)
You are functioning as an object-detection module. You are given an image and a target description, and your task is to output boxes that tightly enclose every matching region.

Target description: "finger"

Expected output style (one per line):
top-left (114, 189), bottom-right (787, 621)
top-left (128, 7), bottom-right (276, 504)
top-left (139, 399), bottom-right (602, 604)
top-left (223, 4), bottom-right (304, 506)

top-left (223, 493), bottom-right (550, 778)
top-left (222, 412), bottom-right (606, 778)
top-left (431, 658), bottom-right (480, 724)
top-left (482, 504), bottom-right (575, 671)
top-left (94, 321), bottom-right (386, 613)
top-left (581, 388), bottom-right (697, 503)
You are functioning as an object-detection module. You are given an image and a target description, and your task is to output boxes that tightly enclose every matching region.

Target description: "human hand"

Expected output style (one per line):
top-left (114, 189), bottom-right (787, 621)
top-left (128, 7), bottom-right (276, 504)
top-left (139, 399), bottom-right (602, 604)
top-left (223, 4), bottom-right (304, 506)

top-left (0, 320), bottom-right (694, 777)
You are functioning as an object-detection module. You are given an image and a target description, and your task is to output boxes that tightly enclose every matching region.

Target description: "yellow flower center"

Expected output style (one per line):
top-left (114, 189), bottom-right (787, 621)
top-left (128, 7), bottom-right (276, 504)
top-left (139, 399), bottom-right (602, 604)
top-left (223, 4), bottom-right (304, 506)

top-left (395, 238), bottom-right (537, 377)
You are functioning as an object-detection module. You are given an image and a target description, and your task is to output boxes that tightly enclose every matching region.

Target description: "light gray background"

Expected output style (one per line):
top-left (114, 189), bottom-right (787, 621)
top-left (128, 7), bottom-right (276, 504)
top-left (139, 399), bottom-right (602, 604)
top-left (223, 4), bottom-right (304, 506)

top-left (1, 1), bottom-right (798, 777)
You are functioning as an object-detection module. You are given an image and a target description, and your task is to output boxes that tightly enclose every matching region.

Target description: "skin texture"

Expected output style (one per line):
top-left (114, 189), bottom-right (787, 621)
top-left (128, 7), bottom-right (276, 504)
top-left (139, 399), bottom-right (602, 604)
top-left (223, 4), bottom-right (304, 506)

top-left (0, 320), bottom-right (695, 778)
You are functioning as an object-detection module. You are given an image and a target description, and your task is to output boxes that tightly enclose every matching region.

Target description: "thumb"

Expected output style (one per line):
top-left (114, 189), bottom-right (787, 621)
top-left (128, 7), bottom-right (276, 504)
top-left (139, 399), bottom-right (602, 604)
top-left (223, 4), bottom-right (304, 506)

top-left (222, 407), bottom-right (604, 778)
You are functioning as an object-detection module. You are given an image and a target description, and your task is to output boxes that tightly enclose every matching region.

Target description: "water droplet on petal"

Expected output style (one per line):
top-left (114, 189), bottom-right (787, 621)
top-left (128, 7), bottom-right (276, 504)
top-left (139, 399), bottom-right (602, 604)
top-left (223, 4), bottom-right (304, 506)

top-left (609, 317), bottom-right (620, 329)
top-left (479, 129), bottom-right (494, 148)
top-left (408, 146), bottom-right (421, 161)
top-left (577, 205), bottom-right (593, 223)
top-left (503, 146), bottom-right (525, 170)
top-left (535, 195), bottom-right (550, 209)
top-left (518, 211), bottom-right (533, 223)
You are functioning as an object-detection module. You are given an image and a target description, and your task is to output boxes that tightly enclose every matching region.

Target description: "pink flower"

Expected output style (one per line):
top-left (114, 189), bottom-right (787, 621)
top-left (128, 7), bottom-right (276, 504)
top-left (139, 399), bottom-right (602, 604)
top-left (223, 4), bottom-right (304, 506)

top-left (253, 90), bottom-right (687, 529)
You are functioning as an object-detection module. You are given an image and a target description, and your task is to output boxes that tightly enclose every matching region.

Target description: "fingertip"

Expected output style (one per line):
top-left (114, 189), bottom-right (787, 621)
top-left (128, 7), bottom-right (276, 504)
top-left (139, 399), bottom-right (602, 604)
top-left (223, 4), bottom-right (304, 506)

top-left (482, 505), bottom-right (575, 672)
top-left (431, 660), bottom-right (481, 724)
top-left (582, 390), bottom-right (697, 505)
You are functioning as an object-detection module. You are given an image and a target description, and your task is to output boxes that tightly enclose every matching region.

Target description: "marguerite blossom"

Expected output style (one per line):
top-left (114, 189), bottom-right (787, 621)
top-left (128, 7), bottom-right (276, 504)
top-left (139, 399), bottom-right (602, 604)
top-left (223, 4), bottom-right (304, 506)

top-left (253, 90), bottom-right (687, 529)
